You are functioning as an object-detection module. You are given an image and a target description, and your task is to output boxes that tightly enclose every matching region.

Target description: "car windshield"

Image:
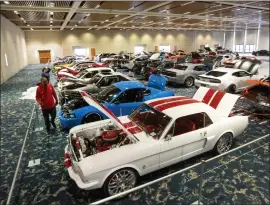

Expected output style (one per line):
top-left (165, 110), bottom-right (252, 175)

top-left (173, 65), bottom-right (188, 70)
top-left (129, 104), bottom-right (172, 140)
top-left (206, 71), bottom-right (227, 77)
top-left (263, 77), bottom-right (270, 82)
top-left (76, 71), bottom-right (87, 78)
top-left (95, 85), bottom-right (121, 103)
top-left (88, 74), bottom-right (102, 84)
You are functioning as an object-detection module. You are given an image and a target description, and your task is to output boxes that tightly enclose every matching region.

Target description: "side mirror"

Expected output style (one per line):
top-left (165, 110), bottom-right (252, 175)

top-left (164, 135), bottom-right (172, 141)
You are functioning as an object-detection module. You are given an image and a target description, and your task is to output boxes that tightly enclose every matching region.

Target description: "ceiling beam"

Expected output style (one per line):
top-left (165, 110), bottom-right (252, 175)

top-left (217, 1), bottom-right (269, 10)
top-left (60, 1), bottom-right (82, 30)
top-left (95, 1), bottom-right (174, 30)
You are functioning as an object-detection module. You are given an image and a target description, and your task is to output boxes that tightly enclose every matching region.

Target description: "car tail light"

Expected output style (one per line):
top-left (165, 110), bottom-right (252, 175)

top-left (209, 79), bottom-right (221, 83)
top-left (64, 152), bottom-right (71, 168)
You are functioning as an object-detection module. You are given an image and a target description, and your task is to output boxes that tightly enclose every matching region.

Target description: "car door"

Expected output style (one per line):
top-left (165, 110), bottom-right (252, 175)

top-left (237, 71), bottom-right (252, 90)
top-left (159, 112), bottom-right (212, 168)
top-left (111, 89), bottom-right (144, 116)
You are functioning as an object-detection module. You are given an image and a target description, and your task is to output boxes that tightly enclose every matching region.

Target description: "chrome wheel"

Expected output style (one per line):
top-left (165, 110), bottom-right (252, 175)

top-left (185, 77), bottom-right (194, 87)
top-left (216, 133), bottom-right (233, 154)
top-left (227, 85), bottom-right (236, 94)
top-left (107, 169), bottom-right (137, 196)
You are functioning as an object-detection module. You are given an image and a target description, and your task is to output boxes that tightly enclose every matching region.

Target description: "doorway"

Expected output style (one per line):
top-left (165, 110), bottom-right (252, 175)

top-left (38, 50), bottom-right (51, 64)
top-left (72, 46), bottom-right (89, 57)
top-left (159, 45), bottom-right (170, 52)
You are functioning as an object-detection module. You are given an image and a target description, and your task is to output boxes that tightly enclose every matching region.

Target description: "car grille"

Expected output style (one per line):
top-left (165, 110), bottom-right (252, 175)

top-left (162, 70), bottom-right (176, 77)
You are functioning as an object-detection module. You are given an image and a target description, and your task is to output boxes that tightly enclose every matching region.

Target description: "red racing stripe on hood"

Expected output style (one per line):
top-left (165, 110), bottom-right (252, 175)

top-left (148, 97), bottom-right (189, 107)
top-left (202, 89), bottom-right (217, 104)
top-left (155, 99), bottom-right (198, 112)
top-left (128, 126), bottom-right (142, 134)
top-left (209, 91), bottom-right (226, 109)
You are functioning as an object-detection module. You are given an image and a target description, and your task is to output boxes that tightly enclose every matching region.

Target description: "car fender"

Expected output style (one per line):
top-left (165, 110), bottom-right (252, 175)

top-left (100, 164), bottom-right (142, 186)
top-left (73, 106), bottom-right (107, 122)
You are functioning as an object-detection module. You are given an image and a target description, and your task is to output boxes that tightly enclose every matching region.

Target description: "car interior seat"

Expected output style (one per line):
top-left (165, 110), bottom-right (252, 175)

top-left (174, 119), bottom-right (196, 136)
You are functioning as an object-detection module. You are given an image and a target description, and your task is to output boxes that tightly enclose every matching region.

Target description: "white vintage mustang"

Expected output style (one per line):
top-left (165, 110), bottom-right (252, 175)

top-left (64, 87), bottom-right (248, 196)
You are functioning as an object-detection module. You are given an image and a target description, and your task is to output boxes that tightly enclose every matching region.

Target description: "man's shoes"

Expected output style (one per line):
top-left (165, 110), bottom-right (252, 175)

top-left (51, 121), bottom-right (56, 129)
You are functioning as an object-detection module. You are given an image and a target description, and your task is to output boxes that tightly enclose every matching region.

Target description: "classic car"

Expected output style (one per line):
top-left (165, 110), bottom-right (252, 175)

top-left (177, 52), bottom-right (204, 64)
top-left (140, 60), bottom-right (174, 80)
top-left (59, 80), bottom-right (174, 129)
top-left (64, 87), bottom-right (248, 196)
top-left (132, 57), bottom-right (150, 75)
top-left (252, 50), bottom-right (270, 56)
top-left (162, 63), bottom-right (207, 87)
top-left (59, 72), bottom-right (131, 105)
top-left (195, 68), bottom-right (262, 93)
top-left (57, 67), bottom-right (114, 91)
top-left (242, 77), bottom-right (270, 112)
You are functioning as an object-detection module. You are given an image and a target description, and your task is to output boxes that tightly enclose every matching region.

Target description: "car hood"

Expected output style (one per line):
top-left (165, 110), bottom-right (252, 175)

top-left (147, 74), bottom-right (167, 91)
top-left (62, 98), bottom-right (89, 113)
top-left (193, 87), bottom-right (239, 117)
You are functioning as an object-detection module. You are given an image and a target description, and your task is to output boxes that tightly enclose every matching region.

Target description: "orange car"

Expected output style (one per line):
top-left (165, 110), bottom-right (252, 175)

top-left (242, 77), bottom-right (270, 112)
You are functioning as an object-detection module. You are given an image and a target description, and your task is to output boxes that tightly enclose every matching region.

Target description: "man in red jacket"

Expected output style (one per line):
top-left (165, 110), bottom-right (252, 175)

top-left (36, 77), bottom-right (58, 133)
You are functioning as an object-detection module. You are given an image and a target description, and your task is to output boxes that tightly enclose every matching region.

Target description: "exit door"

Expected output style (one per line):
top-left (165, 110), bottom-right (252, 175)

top-left (39, 50), bottom-right (51, 64)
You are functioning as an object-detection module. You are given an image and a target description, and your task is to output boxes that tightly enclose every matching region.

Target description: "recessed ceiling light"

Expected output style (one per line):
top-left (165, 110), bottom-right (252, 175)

top-left (123, 22), bottom-right (127, 24)
top-left (181, 1), bottom-right (195, 6)
top-left (14, 11), bottom-right (18, 14)
top-left (50, 12), bottom-right (54, 15)
top-left (50, 18), bottom-right (53, 21)
top-left (115, 25), bottom-right (117, 27)
top-left (183, 12), bottom-right (190, 15)
top-left (20, 17), bottom-right (24, 20)
top-left (88, 28), bottom-right (91, 30)
top-left (50, 28), bottom-right (52, 30)
top-left (132, 25), bottom-right (135, 28)
top-left (50, 24), bottom-right (52, 26)
top-left (30, 28), bottom-right (33, 30)
top-left (160, 9), bottom-right (167, 13)
top-left (78, 20), bottom-right (82, 24)
top-left (23, 20), bottom-right (26, 23)
top-left (108, 28), bottom-right (110, 30)
top-left (128, 7), bottom-right (134, 11)
top-left (75, 24), bottom-right (77, 27)
top-left (50, 21), bottom-right (53, 23)
top-left (141, 16), bottom-right (147, 19)
top-left (161, 23), bottom-right (164, 25)
top-left (115, 15), bottom-right (119, 17)
top-left (86, 13), bottom-right (91, 16)
top-left (4, 1), bottom-right (10, 4)
top-left (101, 21), bottom-right (104, 24)
top-left (105, 19), bottom-right (109, 22)
top-left (71, 28), bottom-right (74, 30)
top-left (50, 2), bottom-right (55, 7)
top-left (149, 21), bottom-right (153, 23)
top-left (94, 25), bottom-right (97, 27)
top-left (27, 24), bottom-right (30, 26)
top-left (95, 4), bottom-right (100, 9)
top-left (237, 8), bottom-right (240, 10)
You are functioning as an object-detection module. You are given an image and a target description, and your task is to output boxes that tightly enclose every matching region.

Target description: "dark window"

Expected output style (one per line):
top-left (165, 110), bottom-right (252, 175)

top-left (206, 71), bottom-right (227, 77)
top-left (143, 88), bottom-right (151, 96)
top-left (118, 75), bottom-right (129, 81)
top-left (167, 113), bottom-right (212, 137)
top-left (193, 65), bottom-right (206, 71)
top-left (98, 76), bottom-right (119, 87)
top-left (115, 89), bottom-right (144, 103)
top-left (101, 70), bottom-right (112, 74)
top-left (232, 71), bottom-right (249, 77)
top-left (84, 71), bottom-right (98, 78)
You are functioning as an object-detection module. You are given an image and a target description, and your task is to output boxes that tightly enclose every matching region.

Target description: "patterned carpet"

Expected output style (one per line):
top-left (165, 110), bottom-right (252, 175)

top-left (0, 64), bottom-right (269, 205)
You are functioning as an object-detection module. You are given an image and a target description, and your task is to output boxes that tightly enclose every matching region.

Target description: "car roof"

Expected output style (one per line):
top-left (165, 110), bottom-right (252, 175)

top-left (96, 72), bottom-right (127, 77)
top-left (145, 96), bottom-right (215, 119)
top-left (113, 81), bottom-right (145, 90)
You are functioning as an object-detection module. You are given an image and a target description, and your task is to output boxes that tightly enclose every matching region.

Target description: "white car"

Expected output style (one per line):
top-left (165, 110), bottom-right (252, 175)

top-left (58, 67), bottom-right (114, 91)
top-left (195, 68), bottom-right (262, 93)
top-left (64, 87), bottom-right (248, 196)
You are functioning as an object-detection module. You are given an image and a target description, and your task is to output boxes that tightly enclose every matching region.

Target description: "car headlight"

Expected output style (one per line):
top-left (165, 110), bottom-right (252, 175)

top-left (64, 113), bottom-right (76, 118)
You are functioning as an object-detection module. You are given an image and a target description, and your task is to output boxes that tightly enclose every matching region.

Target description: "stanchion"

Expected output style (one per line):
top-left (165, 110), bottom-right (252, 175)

top-left (28, 104), bottom-right (41, 167)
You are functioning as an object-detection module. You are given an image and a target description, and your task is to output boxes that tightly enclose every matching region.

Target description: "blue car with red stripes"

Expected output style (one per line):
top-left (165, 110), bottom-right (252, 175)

top-left (58, 74), bottom-right (174, 129)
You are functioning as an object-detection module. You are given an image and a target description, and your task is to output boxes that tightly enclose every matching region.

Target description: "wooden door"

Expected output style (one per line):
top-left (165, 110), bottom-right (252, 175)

top-left (91, 48), bottom-right (96, 60)
top-left (39, 50), bottom-right (51, 64)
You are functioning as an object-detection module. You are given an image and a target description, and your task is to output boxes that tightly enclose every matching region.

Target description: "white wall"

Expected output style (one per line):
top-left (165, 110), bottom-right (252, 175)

top-left (258, 29), bottom-right (269, 50)
top-left (212, 31), bottom-right (224, 47)
top-left (225, 31), bottom-right (234, 50)
top-left (25, 30), bottom-right (224, 63)
top-left (1, 15), bottom-right (28, 83)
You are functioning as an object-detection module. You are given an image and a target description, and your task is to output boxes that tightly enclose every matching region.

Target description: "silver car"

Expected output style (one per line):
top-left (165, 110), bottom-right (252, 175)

top-left (162, 63), bottom-right (207, 87)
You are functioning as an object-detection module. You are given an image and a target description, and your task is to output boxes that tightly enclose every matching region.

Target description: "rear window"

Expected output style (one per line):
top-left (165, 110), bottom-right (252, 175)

top-left (206, 71), bottom-right (227, 77)
top-left (173, 65), bottom-right (188, 70)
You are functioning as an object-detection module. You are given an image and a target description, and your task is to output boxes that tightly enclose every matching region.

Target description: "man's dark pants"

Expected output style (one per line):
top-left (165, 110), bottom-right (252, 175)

top-left (42, 106), bottom-right (56, 132)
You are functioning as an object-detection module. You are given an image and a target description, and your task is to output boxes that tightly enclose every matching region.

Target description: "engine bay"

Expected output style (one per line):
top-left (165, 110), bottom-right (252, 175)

top-left (71, 124), bottom-right (133, 159)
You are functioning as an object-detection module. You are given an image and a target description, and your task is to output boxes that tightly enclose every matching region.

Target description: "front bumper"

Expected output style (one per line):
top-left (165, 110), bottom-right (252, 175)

top-left (58, 109), bottom-right (81, 129)
top-left (195, 79), bottom-right (224, 91)
top-left (65, 146), bottom-right (100, 190)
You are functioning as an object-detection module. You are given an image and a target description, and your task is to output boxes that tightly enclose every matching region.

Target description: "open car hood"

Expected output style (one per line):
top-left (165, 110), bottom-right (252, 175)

top-left (191, 52), bottom-right (202, 59)
top-left (80, 91), bottom-right (139, 142)
top-left (147, 74), bottom-right (167, 91)
top-left (193, 87), bottom-right (240, 117)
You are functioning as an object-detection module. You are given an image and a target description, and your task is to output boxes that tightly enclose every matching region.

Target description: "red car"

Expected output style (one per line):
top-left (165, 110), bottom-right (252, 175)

top-left (57, 63), bottom-right (106, 80)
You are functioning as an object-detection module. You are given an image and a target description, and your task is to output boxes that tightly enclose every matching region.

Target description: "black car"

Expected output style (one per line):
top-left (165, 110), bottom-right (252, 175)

top-left (252, 50), bottom-right (269, 56)
top-left (133, 57), bottom-right (149, 74)
top-left (141, 60), bottom-right (174, 80)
